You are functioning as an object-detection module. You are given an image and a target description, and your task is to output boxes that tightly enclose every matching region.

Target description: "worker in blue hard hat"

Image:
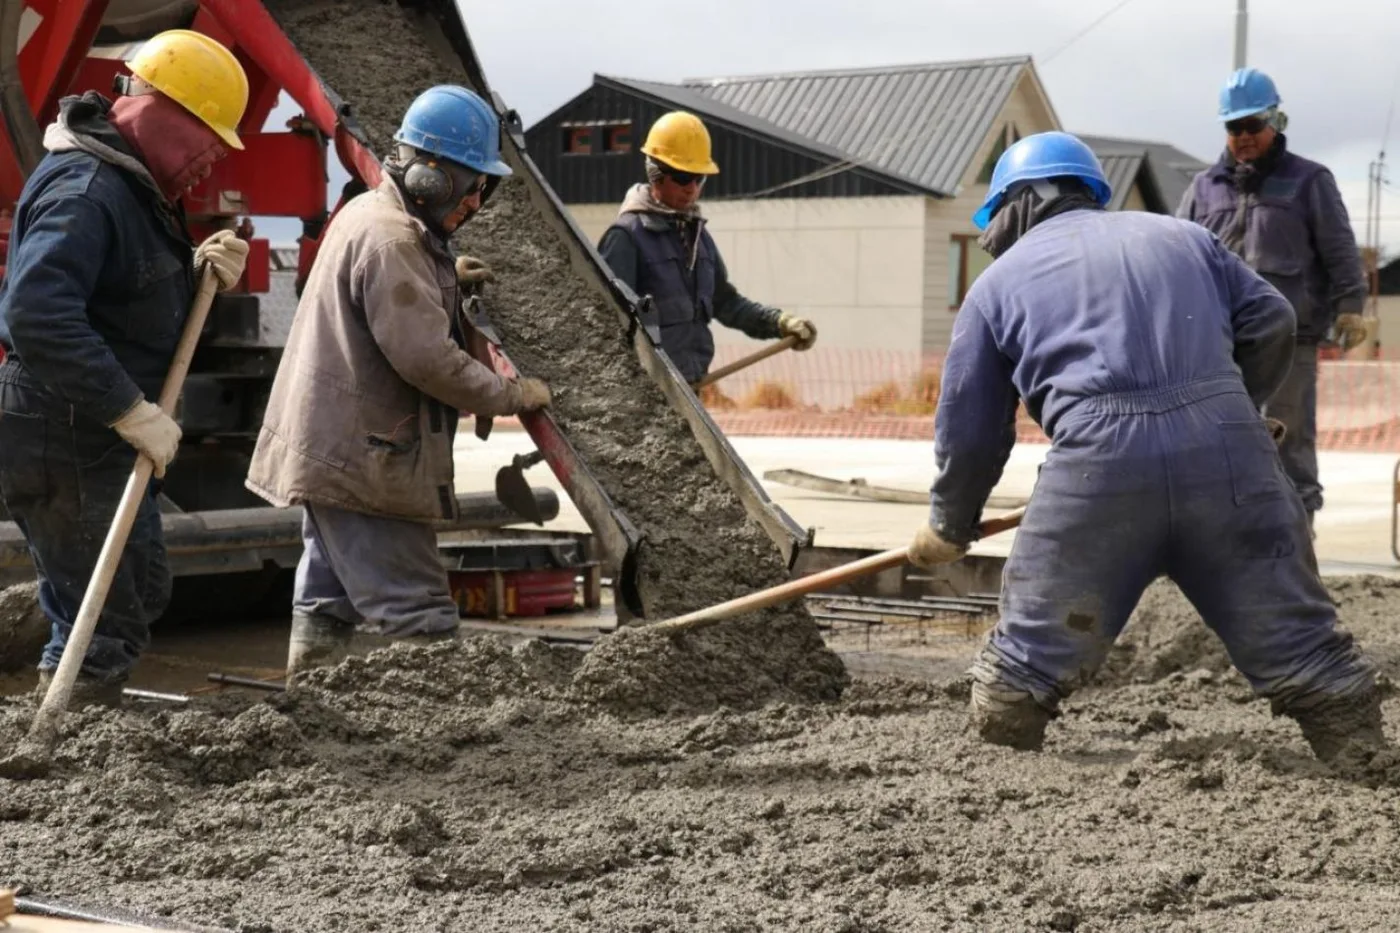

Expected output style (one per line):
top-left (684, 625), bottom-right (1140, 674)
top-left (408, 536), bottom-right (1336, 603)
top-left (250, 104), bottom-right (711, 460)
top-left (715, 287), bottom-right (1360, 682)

top-left (246, 84), bottom-right (552, 675)
top-left (1178, 68), bottom-right (1367, 533)
top-left (909, 130), bottom-right (1388, 776)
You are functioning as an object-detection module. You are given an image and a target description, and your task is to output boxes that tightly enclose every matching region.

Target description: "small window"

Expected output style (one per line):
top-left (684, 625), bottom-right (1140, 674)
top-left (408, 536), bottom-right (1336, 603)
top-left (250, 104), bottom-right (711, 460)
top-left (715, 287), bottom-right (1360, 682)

top-left (949, 234), bottom-right (995, 309)
top-left (603, 123), bottom-right (632, 153)
top-left (562, 126), bottom-right (593, 155)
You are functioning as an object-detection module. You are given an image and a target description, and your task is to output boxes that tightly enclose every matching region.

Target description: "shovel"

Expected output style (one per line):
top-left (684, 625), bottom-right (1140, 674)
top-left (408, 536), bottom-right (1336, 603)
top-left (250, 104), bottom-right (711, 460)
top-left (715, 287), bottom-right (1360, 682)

top-left (0, 267), bottom-right (220, 780)
top-left (650, 506), bottom-right (1026, 636)
top-left (495, 450), bottom-right (547, 524)
top-left (692, 335), bottom-right (800, 390)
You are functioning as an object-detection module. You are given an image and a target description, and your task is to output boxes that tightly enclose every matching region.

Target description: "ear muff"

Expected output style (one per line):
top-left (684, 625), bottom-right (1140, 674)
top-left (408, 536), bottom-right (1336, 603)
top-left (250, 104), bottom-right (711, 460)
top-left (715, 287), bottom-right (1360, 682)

top-left (403, 157), bottom-right (453, 206)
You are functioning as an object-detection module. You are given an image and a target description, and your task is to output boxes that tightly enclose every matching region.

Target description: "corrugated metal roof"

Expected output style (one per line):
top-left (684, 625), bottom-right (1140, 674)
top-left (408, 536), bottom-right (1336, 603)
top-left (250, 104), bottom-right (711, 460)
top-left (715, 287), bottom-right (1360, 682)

top-left (1081, 135), bottom-right (1210, 215)
top-left (678, 56), bottom-right (1033, 196)
top-left (1096, 152), bottom-right (1147, 211)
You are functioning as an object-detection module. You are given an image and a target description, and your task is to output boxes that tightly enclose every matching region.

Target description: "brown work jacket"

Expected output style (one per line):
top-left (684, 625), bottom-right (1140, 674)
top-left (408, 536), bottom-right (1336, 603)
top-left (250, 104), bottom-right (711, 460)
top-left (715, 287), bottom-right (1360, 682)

top-left (245, 178), bottom-right (520, 521)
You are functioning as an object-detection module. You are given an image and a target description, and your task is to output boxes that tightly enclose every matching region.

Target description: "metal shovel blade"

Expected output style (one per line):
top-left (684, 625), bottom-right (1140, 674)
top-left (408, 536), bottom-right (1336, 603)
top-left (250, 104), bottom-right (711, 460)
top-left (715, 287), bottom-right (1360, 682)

top-left (495, 451), bottom-right (546, 524)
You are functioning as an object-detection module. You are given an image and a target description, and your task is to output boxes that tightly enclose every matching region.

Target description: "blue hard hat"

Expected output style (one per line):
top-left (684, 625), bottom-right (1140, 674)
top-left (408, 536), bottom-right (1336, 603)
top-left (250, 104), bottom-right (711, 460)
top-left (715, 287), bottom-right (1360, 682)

top-left (394, 84), bottom-right (512, 176)
top-left (972, 131), bottom-right (1112, 230)
top-left (1218, 68), bottom-right (1280, 122)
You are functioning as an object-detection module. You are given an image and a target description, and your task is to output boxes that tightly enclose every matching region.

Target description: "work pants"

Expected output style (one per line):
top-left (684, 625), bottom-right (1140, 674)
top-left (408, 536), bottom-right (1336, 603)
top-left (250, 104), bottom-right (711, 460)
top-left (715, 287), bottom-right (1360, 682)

top-left (1262, 342), bottom-right (1321, 515)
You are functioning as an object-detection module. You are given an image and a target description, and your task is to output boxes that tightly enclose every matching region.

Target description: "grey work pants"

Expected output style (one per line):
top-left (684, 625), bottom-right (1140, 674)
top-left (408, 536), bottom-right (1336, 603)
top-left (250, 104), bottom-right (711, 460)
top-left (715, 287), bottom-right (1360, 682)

top-left (292, 502), bottom-right (459, 637)
top-left (1261, 342), bottom-right (1321, 515)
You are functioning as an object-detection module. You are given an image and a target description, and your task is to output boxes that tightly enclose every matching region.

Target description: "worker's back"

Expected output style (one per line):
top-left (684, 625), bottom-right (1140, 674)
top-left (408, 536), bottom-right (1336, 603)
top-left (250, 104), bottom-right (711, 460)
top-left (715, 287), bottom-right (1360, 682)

top-left (964, 208), bottom-right (1294, 437)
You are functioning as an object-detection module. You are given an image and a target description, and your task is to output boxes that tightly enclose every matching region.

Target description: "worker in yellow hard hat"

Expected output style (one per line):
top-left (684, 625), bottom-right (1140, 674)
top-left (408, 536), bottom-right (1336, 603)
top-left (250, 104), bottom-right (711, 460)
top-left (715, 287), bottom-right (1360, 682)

top-left (0, 29), bottom-right (251, 708)
top-left (597, 110), bottom-right (817, 384)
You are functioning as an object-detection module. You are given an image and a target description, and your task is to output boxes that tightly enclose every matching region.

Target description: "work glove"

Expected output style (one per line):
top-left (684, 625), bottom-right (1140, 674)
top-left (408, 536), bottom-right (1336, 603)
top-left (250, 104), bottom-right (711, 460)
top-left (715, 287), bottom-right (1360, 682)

top-left (109, 399), bottom-right (182, 479)
top-left (777, 313), bottom-right (818, 350)
top-left (1333, 313), bottom-right (1368, 352)
top-left (907, 524), bottom-right (968, 570)
top-left (194, 229), bottom-right (249, 292)
top-left (514, 377), bottom-right (551, 413)
top-left (456, 255), bottom-right (495, 288)
top-left (1266, 417), bottom-right (1287, 446)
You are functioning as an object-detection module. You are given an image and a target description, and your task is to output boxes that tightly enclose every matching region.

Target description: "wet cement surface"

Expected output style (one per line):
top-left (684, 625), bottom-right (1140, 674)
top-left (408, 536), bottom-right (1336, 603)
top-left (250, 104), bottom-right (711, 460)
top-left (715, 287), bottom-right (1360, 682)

top-left (4, 575), bottom-right (1400, 931)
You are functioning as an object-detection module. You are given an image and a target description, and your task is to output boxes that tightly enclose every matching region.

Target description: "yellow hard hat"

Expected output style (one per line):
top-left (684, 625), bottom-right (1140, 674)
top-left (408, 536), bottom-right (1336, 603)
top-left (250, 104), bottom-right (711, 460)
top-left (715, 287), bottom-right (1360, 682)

top-left (127, 29), bottom-right (249, 151)
top-left (641, 111), bottom-right (719, 175)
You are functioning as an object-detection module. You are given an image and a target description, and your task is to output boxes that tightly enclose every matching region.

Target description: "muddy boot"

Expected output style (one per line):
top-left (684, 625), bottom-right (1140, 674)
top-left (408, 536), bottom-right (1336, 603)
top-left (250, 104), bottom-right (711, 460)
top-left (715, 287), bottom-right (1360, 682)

top-left (287, 610), bottom-right (355, 675)
top-left (1287, 689), bottom-right (1391, 773)
top-left (34, 670), bottom-right (125, 710)
top-left (969, 680), bottom-right (1053, 751)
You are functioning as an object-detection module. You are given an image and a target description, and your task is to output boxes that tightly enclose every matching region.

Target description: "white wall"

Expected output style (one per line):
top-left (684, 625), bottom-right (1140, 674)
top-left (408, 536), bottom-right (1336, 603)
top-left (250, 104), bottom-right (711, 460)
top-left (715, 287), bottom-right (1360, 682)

top-left (566, 196), bottom-right (928, 352)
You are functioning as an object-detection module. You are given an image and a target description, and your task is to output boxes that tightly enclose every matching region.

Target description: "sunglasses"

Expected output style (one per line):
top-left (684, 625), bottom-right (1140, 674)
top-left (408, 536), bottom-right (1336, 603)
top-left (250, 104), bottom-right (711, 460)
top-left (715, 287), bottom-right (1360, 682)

top-left (663, 168), bottom-right (706, 187)
top-left (460, 172), bottom-right (488, 197)
top-left (1226, 116), bottom-right (1270, 136)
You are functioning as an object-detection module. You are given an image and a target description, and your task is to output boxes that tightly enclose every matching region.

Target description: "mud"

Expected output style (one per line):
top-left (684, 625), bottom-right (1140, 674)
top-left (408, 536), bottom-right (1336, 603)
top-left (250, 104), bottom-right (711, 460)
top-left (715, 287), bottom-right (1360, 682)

top-left (0, 583), bottom-right (46, 673)
top-left (1, 576), bottom-right (1400, 930)
top-left (260, 0), bottom-right (845, 707)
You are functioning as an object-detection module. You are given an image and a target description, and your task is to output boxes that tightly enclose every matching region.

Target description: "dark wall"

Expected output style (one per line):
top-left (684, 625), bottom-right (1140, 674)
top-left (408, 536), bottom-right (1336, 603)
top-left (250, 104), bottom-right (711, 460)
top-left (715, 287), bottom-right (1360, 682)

top-left (524, 83), bottom-right (912, 205)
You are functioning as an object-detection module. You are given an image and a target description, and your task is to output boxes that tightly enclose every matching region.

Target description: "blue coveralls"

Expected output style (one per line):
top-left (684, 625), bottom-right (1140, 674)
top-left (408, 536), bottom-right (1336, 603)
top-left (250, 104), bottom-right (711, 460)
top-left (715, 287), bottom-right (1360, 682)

top-left (1177, 137), bottom-right (1365, 516)
top-left (0, 93), bottom-right (193, 683)
top-left (933, 208), bottom-right (1374, 713)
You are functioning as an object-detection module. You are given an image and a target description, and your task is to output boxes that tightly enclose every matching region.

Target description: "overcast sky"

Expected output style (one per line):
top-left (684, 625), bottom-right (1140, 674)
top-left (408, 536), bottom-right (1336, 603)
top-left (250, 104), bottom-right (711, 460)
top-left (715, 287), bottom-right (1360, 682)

top-left (457, 0), bottom-right (1400, 254)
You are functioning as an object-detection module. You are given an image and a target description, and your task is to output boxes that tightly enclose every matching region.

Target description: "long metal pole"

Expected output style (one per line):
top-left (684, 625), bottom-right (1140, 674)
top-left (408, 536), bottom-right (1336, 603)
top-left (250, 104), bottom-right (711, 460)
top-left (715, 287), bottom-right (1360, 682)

top-left (1234, 0), bottom-right (1248, 70)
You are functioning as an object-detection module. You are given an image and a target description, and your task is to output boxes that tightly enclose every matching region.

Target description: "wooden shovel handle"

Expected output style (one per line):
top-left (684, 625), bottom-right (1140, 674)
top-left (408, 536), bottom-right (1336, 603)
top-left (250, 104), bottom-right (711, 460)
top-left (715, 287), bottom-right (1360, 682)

top-left (653, 506), bottom-right (1027, 634)
top-left (693, 335), bottom-right (800, 389)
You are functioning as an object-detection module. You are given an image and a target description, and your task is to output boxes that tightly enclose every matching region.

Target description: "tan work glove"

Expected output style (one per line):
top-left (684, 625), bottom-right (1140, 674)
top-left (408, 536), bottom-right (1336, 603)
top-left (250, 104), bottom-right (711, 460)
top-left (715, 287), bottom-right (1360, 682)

top-left (109, 399), bottom-right (182, 479)
top-left (513, 377), bottom-right (551, 413)
top-left (1266, 417), bottom-right (1287, 446)
top-left (907, 524), bottom-right (968, 570)
top-left (777, 313), bottom-right (818, 350)
top-left (456, 255), bottom-right (494, 288)
top-left (1334, 313), bottom-right (1368, 352)
top-left (194, 229), bottom-right (249, 292)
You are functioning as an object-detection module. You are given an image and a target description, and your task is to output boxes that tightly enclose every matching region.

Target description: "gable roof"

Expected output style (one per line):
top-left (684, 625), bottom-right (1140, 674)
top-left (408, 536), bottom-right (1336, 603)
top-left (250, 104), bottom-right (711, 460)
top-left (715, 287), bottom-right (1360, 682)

top-left (676, 56), bottom-right (1043, 197)
top-left (1080, 134), bottom-right (1211, 214)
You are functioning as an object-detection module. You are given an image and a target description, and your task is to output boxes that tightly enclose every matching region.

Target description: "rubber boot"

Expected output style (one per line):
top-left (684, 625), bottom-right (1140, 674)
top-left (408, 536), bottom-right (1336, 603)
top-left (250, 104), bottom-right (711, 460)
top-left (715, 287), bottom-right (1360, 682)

top-left (286, 610), bottom-right (355, 676)
top-left (35, 669), bottom-right (125, 710)
top-left (1287, 689), bottom-right (1390, 769)
top-left (968, 679), bottom-right (1054, 751)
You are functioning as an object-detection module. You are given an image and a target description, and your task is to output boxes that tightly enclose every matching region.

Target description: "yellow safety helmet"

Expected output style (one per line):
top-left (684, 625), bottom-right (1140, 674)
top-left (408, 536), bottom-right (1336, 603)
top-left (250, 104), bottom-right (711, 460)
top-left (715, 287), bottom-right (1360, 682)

top-left (641, 111), bottom-right (719, 175)
top-left (126, 29), bottom-right (249, 151)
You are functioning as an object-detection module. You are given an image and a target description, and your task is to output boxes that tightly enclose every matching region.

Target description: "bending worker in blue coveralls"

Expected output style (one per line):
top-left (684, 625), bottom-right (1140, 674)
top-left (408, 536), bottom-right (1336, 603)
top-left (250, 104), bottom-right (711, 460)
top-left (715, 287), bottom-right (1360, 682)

top-left (907, 131), bottom-right (1388, 771)
top-left (1178, 69), bottom-right (1367, 532)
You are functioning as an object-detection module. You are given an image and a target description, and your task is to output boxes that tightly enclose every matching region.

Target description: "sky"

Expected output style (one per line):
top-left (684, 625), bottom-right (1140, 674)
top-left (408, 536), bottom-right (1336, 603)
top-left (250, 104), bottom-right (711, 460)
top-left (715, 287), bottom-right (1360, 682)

top-left (259, 0), bottom-right (1400, 254)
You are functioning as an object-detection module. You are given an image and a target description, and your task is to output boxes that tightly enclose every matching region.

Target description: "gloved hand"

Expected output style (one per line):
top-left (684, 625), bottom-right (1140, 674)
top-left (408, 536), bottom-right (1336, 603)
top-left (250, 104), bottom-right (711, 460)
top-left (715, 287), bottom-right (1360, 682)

top-left (777, 313), bottom-right (818, 350)
top-left (1265, 417), bottom-right (1287, 446)
top-left (907, 524), bottom-right (968, 569)
top-left (109, 399), bottom-right (182, 479)
top-left (194, 229), bottom-right (249, 292)
top-left (514, 377), bottom-right (551, 413)
top-left (456, 255), bottom-right (494, 288)
top-left (1333, 313), bottom-right (1368, 352)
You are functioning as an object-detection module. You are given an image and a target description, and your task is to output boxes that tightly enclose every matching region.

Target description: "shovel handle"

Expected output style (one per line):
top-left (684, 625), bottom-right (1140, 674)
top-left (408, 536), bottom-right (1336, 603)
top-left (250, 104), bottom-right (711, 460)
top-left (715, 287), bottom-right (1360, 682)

top-left (652, 506), bottom-right (1027, 634)
top-left (693, 335), bottom-right (800, 389)
top-left (25, 267), bottom-right (220, 750)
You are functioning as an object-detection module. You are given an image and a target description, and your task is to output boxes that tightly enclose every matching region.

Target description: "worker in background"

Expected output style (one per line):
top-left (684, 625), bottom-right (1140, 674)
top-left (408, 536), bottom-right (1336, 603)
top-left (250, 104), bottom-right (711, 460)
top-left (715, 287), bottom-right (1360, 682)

top-left (0, 30), bottom-right (251, 708)
top-left (910, 131), bottom-right (1389, 776)
top-left (596, 111), bottom-right (817, 385)
top-left (245, 85), bottom-right (551, 676)
top-left (1178, 68), bottom-right (1367, 533)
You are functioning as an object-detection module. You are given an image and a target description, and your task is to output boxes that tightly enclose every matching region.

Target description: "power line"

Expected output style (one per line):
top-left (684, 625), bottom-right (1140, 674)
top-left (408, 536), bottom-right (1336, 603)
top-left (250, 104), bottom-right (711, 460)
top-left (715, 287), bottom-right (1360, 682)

top-left (1040, 0), bottom-right (1142, 66)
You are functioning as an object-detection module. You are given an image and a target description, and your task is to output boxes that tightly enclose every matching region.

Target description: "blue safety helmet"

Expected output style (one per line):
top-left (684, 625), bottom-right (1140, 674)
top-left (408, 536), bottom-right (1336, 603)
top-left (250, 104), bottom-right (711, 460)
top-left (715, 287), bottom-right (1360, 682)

top-left (393, 84), bottom-right (512, 177)
top-left (1218, 68), bottom-right (1280, 122)
top-left (972, 131), bottom-right (1112, 230)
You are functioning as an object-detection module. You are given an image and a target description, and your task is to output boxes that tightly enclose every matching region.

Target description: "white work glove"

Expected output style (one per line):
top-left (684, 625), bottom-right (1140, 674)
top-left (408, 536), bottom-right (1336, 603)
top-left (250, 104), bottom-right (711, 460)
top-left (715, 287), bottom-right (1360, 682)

top-left (513, 377), bottom-right (551, 413)
top-left (109, 399), bottom-right (182, 479)
top-left (194, 229), bottom-right (249, 292)
top-left (777, 313), bottom-right (818, 350)
top-left (456, 255), bottom-right (495, 288)
top-left (1333, 313), bottom-right (1368, 352)
top-left (907, 524), bottom-right (968, 570)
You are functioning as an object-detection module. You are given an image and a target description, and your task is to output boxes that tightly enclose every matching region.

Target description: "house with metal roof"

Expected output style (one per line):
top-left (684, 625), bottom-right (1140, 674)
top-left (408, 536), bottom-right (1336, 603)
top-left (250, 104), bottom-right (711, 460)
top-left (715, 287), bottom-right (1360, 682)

top-left (527, 56), bottom-right (1204, 352)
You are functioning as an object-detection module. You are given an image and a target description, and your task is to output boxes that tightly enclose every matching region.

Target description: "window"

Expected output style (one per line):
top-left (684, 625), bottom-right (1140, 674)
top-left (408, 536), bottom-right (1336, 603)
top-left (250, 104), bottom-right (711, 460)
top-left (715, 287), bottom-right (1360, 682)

top-left (603, 122), bottom-right (632, 153)
top-left (948, 235), bottom-right (995, 309)
top-left (560, 120), bottom-right (633, 155)
top-left (977, 124), bottom-right (1021, 184)
top-left (562, 126), bottom-right (593, 155)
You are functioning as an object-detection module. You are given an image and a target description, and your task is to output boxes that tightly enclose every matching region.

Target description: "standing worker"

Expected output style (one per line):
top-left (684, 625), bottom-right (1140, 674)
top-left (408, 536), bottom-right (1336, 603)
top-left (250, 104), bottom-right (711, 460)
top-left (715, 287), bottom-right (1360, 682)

top-left (245, 85), bottom-right (552, 675)
top-left (0, 30), bottom-right (251, 707)
top-left (596, 111), bottom-right (818, 385)
top-left (1178, 68), bottom-right (1368, 531)
top-left (910, 131), bottom-right (1388, 774)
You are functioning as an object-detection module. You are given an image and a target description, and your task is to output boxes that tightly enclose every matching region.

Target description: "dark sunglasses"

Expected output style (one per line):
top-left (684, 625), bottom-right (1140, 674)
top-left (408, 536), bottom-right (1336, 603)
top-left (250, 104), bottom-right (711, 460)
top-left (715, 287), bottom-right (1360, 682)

top-left (663, 168), bottom-right (706, 187)
top-left (1226, 116), bottom-right (1270, 136)
top-left (460, 172), bottom-right (488, 197)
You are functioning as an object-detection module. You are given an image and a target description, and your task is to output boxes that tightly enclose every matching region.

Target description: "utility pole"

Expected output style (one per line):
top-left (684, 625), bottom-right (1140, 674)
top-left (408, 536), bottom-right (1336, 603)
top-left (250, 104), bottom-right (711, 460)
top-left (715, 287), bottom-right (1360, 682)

top-left (1233, 0), bottom-right (1248, 70)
